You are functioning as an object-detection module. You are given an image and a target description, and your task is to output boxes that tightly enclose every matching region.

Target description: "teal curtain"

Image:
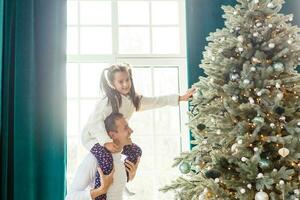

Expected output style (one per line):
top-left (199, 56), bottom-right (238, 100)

top-left (1, 0), bottom-right (67, 199)
top-left (186, 0), bottom-right (300, 148)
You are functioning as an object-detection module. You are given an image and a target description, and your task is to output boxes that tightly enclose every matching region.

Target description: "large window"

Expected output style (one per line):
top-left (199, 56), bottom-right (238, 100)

top-left (66, 0), bottom-right (189, 199)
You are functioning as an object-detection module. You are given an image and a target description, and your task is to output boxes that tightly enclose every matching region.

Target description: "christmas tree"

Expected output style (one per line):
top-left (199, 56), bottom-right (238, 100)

top-left (161, 0), bottom-right (300, 199)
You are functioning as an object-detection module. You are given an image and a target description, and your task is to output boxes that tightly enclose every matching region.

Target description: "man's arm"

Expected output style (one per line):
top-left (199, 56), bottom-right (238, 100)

top-left (66, 153), bottom-right (112, 200)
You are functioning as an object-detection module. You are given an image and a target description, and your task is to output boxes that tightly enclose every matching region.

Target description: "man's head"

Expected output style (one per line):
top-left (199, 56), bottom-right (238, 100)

top-left (104, 113), bottom-right (133, 145)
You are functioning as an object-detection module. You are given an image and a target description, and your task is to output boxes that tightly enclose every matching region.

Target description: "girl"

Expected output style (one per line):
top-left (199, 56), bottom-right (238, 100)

top-left (81, 64), bottom-right (195, 199)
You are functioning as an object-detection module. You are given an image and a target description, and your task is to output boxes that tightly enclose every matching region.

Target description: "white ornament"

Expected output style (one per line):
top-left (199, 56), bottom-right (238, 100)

top-left (294, 189), bottom-right (300, 195)
top-left (270, 123), bottom-right (275, 128)
top-left (279, 180), bottom-right (285, 185)
top-left (267, 3), bottom-right (274, 8)
top-left (279, 116), bottom-right (286, 121)
top-left (257, 91), bottom-right (262, 96)
top-left (256, 22), bottom-right (262, 27)
top-left (238, 47), bottom-right (244, 52)
top-left (278, 147), bottom-right (289, 157)
top-left (243, 79), bottom-right (250, 84)
top-left (257, 173), bottom-right (264, 179)
top-left (254, 0), bottom-right (259, 4)
top-left (215, 178), bottom-right (220, 183)
top-left (236, 27), bottom-right (240, 31)
top-left (254, 147), bottom-right (259, 152)
top-left (289, 16), bottom-right (294, 21)
top-left (276, 92), bottom-right (283, 100)
top-left (237, 139), bottom-right (243, 145)
top-left (240, 188), bottom-right (246, 194)
top-left (255, 190), bottom-right (269, 200)
top-left (247, 184), bottom-right (252, 189)
top-left (251, 66), bottom-right (256, 71)
top-left (231, 143), bottom-right (238, 152)
top-left (230, 73), bottom-right (240, 81)
top-left (202, 140), bottom-right (208, 144)
top-left (238, 35), bottom-right (244, 42)
top-left (241, 157), bottom-right (248, 162)
top-left (287, 39), bottom-right (292, 44)
top-left (268, 24), bottom-right (273, 28)
top-left (233, 11), bottom-right (238, 15)
top-left (273, 62), bottom-right (284, 72)
top-left (249, 97), bottom-right (255, 104)
top-left (269, 43), bottom-right (275, 49)
top-left (275, 83), bottom-right (281, 88)
top-left (220, 37), bottom-right (225, 42)
top-left (273, 169), bottom-right (278, 172)
top-left (232, 95), bottom-right (238, 102)
top-left (253, 32), bottom-right (259, 37)
top-left (212, 56), bottom-right (216, 61)
top-left (216, 129), bottom-right (221, 135)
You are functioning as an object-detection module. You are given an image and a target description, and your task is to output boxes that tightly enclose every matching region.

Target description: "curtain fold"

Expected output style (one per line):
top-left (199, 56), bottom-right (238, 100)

top-left (1, 0), bottom-right (67, 199)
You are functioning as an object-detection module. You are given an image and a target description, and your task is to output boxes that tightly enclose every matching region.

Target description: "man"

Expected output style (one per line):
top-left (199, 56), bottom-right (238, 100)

top-left (66, 113), bottom-right (141, 200)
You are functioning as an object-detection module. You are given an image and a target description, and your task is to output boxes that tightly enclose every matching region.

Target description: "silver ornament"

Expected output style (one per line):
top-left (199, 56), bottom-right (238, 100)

top-left (253, 32), bottom-right (259, 37)
top-left (268, 24), bottom-right (273, 28)
top-left (257, 173), bottom-right (264, 179)
top-left (230, 73), bottom-right (240, 81)
top-left (232, 95), bottom-right (238, 102)
top-left (251, 66), bottom-right (256, 71)
top-left (267, 3), bottom-right (274, 8)
top-left (273, 62), bottom-right (284, 72)
top-left (278, 147), bottom-right (289, 157)
top-left (255, 191), bottom-right (269, 200)
top-left (243, 79), bottom-right (250, 84)
top-left (268, 43), bottom-right (275, 49)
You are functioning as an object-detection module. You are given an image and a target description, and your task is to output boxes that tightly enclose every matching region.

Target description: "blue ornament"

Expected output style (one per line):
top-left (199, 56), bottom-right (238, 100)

top-left (179, 162), bottom-right (191, 174)
top-left (273, 62), bottom-right (284, 72)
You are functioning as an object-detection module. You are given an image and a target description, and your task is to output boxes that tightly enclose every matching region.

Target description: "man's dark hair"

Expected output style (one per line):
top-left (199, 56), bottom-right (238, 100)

top-left (104, 112), bottom-right (124, 133)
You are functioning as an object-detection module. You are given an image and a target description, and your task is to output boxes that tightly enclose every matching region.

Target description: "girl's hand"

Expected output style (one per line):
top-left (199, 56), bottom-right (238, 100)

top-left (125, 157), bottom-right (141, 181)
top-left (104, 142), bottom-right (122, 153)
top-left (179, 87), bottom-right (196, 101)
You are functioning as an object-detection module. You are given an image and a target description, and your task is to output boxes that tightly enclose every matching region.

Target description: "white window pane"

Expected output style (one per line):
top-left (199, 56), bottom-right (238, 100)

top-left (80, 63), bottom-right (107, 97)
top-left (129, 110), bottom-right (154, 134)
top-left (118, 1), bottom-right (149, 25)
top-left (80, 27), bottom-right (112, 54)
top-left (152, 27), bottom-right (180, 54)
top-left (67, 63), bottom-right (79, 98)
top-left (132, 67), bottom-right (152, 96)
top-left (154, 67), bottom-right (179, 95)
top-left (119, 27), bottom-right (150, 54)
top-left (80, 1), bottom-right (111, 25)
top-left (151, 1), bottom-right (179, 25)
top-left (67, 1), bottom-right (78, 25)
top-left (67, 27), bottom-right (78, 54)
top-left (155, 107), bottom-right (180, 135)
top-left (80, 99), bottom-right (98, 131)
top-left (67, 100), bottom-right (79, 136)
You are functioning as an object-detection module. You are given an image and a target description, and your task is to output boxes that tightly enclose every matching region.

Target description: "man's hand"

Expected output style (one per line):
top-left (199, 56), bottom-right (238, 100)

top-left (90, 167), bottom-right (114, 199)
top-left (125, 157), bottom-right (140, 181)
top-left (104, 142), bottom-right (121, 153)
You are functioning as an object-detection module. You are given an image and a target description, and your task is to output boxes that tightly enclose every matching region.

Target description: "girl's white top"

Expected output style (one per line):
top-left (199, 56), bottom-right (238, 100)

top-left (81, 94), bottom-right (179, 150)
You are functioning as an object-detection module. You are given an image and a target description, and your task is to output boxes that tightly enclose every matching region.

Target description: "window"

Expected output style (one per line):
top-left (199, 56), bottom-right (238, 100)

top-left (66, 0), bottom-right (189, 199)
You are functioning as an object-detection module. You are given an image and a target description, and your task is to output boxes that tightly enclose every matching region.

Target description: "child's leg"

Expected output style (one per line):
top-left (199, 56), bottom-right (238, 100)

top-left (90, 143), bottom-right (113, 200)
top-left (122, 143), bottom-right (142, 181)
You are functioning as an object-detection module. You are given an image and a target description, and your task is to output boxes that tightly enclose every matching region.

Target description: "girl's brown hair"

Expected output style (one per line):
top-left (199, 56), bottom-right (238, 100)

top-left (100, 64), bottom-right (141, 113)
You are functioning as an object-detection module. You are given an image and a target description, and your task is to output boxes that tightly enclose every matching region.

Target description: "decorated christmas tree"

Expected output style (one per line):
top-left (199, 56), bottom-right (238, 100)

top-left (161, 0), bottom-right (300, 199)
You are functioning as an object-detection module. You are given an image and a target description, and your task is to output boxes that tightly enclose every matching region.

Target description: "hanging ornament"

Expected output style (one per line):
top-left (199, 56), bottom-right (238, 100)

top-left (232, 95), bottom-right (238, 102)
top-left (252, 57), bottom-right (261, 63)
top-left (197, 124), bottom-right (206, 131)
top-left (279, 180), bottom-right (285, 185)
top-left (257, 90), bottom-right (263, 96)
top-left (205, 169), bottom-right (221, 179)
top-left (231, 143), bottom-right (238, 152)
top-left (249, 97), bottom-right (255, 104)
top-left (267, 2), bottom-right (274, 8)
top-left (275, 83), bottom-right (281, 88)
top-left (247, 184), bottom-right (252, 189)
top-left (273, 62), bottom-right (284, 72)
top-left (252, 116), bottom-right (265, 125)
top-left (287, 39), bottom-right (292, 44)
top-left (233, 10), bottom-right (238, 15)
top-left (276, 92), bottom-right (283, 100)
top-left (255, 190), bottom-right (269, 200)
top-left (253, 32), bottom-right (259, 37)
top-left (270, 123), bottom-right (276, 129)
top-left (243, 79), bottom-right (250, 84)
top-left (295, 122), bottom-right (300, 133)
top-left (250, 66), bottom-right (256, 71)
top-left (256, 22), bottom-right (262, 27)
top-left (259, 159), bottom-right (270, 169)
top-left (214, 178), bottom-right (220, 183)
top-left (254, 0), bottom-right (259, 4)
top-left (179, 162), bottom-right (191, 174)
top-left (241, 157), bottom-right (248, 162)
top-left (275, 106), bottom-right (285, 115)
top-left (268, 43), bottom-right (275, 49)
top-left (230, 73), bottom-right (240, 81)
top-left (238, 35), bottom-right (244, 42)
top-left (278, 147), bottom-right (289, 157)
top-left (216, 129), bottom-right (221, 135)
top-left (294, 189), bottom-right (300, 195)
top-left (238, 47), bottom-right (244, 52)
top-left (289, 16), bottom-right (294, 21)
top-left (254, 147), bottom-right (259, 152)
top-left (257, 173), bottom-right (264, 179)
top-left (240, 188), bottom-right (246, 194)
top-left (279, 116), bottom-right (286, 121)
top-left (237, 139), bottom-right (243, 145)
top-left (268, 24), bottom-right (273, 28)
